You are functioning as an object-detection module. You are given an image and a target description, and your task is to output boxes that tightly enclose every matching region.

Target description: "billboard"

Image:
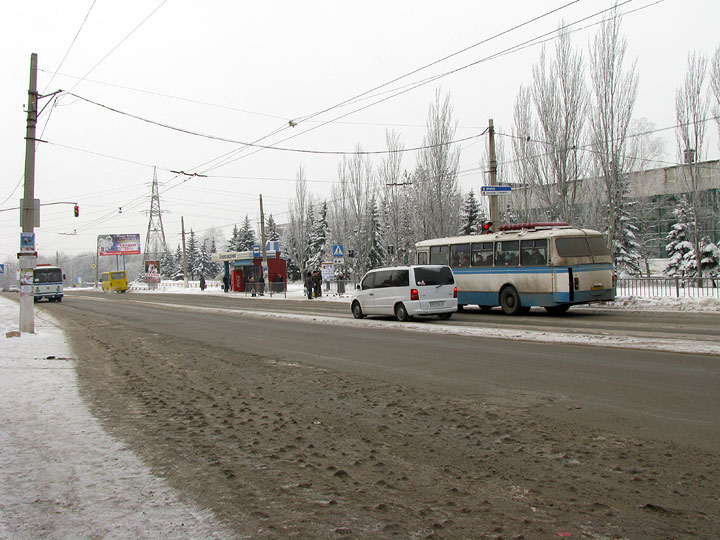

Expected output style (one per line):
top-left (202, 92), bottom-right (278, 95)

top-left (98, 234), bottom-right (141, 256)
top-left (145, 260), bottom-right (161, 283)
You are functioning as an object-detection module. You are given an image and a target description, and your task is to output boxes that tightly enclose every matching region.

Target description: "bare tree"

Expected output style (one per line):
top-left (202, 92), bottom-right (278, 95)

top-left (710, 44), bottom-right (720, 152)
top-left (588, 4), bottom-right (639, 253)
top-left (626, 117), bottom-right (666, 172)
top-left (337, 146), bottom-right (376, 277)
top-left (531, 23), bottom-right (588, 223)
top-left (283, 166), bottom-right (312, 276)
top-left (379, 130), bottom-right (405, 265)
top-left (413, 89), bottom-right (461, 239)
top-left (510, 85), bottom-right (543, 222)
top-left (675, 50), bottom-right (709, 274)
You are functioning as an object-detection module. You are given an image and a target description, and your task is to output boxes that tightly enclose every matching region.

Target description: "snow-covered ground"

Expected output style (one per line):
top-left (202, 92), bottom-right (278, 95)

top-left (0, 295), bottom-right (233, 539)
top-left (1, 288), bottom-right (718, 538)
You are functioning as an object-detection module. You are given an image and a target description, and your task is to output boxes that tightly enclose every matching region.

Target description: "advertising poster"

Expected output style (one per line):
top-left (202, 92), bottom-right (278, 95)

top-left (145, 260), bottom-right (161, 283)
top-left (98, 234), bottom-right (141, 256)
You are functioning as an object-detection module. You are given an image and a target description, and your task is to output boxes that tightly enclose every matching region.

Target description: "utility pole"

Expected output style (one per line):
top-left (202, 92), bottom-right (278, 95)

top-left (19, 53), bottom-right (38, 333)
top-left (259, 194), bottom-right (268, 293)
top-left (181, 216), bottom-right (188, 288)
top-left (488, 118), bottom-right (498, 231)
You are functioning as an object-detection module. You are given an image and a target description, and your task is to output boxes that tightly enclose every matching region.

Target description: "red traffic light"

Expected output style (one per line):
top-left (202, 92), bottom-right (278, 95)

top-left (481, 221), bottom-right (493, 234)
top-left (73, 205), bottom-right (79, 217)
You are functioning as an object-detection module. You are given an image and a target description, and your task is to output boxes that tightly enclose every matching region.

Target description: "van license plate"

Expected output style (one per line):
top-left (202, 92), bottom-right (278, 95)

top-left (430, 301), bottom-right (444, 307)
top-left (591, 284), bottom-right (603, 291)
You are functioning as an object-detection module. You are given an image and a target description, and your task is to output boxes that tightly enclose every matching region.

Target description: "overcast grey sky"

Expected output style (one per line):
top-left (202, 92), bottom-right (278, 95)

top-left (1, 0), bottom-right (718, 261)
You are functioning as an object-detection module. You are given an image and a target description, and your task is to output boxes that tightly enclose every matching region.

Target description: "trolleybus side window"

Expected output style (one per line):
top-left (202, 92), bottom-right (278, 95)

top-left (471, 242), bottom-right (493, 267)
top-left (520, 239), bottom-right (547, 266)
top-left (555, 237), bottom-right (591, 257)
top-left (417, 251), bottom-right (428, 265)
top-left (450, 243), bottom-right (471, 268)
top-left (495, 240), bottom-right (520, 266)
top-left (430, 245), bottom-right (449, 266)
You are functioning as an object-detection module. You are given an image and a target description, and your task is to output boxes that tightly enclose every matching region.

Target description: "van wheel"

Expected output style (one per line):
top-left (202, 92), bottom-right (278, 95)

top-left (351, 301), bottom-right (365, 319)
top-left (395, 303), bottom-right (411, 322)
top-left (499, 286), bottom-right (523, 316)
top-left (438, 312), bottom-right (452, 320)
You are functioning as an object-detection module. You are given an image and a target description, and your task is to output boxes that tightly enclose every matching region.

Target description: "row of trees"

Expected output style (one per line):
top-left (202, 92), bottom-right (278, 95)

top-left (277, 8), bottom-right (720, 279)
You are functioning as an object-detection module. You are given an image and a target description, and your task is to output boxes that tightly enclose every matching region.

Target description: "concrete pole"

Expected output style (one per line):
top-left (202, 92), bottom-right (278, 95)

top-left (19, 53), bottom-right (38, 333)
top-left (488, 118), bottom-right (498, 232)
top-left (181, 216), bottom-right (188, 288)
top-left (259, 194), bottom-right (268, 293)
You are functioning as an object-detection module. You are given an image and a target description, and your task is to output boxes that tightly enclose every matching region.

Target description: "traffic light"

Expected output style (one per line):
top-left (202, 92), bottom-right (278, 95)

top-left (481, 221), bottom-right (493, 234)
top-left (73, 205), bottom-right (79, 217)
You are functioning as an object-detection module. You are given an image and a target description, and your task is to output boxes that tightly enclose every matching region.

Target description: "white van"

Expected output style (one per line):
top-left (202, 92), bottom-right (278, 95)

top-left (351, 265), bottom-right (458, 322)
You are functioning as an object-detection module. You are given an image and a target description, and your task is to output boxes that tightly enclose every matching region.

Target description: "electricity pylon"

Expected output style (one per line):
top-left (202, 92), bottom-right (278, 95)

top-left (144, 167), bottom-right (169, 261)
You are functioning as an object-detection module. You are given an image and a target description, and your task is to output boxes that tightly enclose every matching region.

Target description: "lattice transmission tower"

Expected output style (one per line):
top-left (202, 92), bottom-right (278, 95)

top-left (144, 167), bottom-right (169, 260)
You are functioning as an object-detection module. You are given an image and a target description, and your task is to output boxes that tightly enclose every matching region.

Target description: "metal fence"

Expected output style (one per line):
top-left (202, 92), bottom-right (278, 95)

top-left (617, 277), bottom-right (720, 299)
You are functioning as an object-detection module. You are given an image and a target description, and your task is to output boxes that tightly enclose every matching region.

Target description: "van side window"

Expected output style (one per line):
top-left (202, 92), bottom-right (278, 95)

top-left (377, 270), bottom-right (395, 288)
top-left (391, 270), bottom-right (409, 287)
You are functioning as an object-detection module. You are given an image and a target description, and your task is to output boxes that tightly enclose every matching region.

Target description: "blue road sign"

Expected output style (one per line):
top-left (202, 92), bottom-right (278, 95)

top-left (332, 244), bottom-right (344, 257)
top-left (480, 185), bottom-right (512, 194)
top-left (0, 263), bottom-right (4, 274)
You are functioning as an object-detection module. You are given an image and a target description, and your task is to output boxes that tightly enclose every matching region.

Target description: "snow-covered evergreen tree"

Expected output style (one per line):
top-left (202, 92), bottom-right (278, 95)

top-left (306, 201), bottom-right (329, 271)
top-left (700, 236), bottom-right (719, 277)
top-left (160, 250), bottom-right (176, 279)
top-left (186, 230), bottom-right (201, 279)
top-left (613, 201), bottom-right (642, 276)
top-left (194, 241), bottom-right (218, 278)
top-left (365, 197), bottom-right (386, 271)
top-left (459, 189), bottom-right (481, 235)
top-left (226, 225), bottom-right (241, 251)
top-left (173, 244), bottom-right (185, 280)
top-left (238, 215), bottom-right (257, 251)
top-left (303, 206), bottom-right (316, 272)
top-left (266, 214), bottom-right (281, 241)
top-left (664, 198), bottom-right (696, 277)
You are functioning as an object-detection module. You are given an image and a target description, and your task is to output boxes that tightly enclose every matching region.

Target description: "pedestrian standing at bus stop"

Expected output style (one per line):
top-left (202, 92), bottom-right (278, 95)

top-left (304, 272), bottom-right (313, 299)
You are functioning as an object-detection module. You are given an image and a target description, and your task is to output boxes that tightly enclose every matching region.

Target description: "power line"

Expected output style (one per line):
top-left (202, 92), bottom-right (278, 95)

top-left (67, 0), bottom-right (169, 93)
top-left (62, 92), bottom-right (488, 155)
top-left (41, 0), bottom-right (98, 94)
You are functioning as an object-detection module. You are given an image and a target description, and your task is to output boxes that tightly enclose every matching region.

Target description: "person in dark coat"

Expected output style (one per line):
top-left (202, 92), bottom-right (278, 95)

top-left (222, 273), bottom-right (229, 293)
top-left (199, 275), bottom-right (206, 291)
top-left (304, 272), bottom-right (313, 299)
top-left (312, 269), bottom-right (322, 298)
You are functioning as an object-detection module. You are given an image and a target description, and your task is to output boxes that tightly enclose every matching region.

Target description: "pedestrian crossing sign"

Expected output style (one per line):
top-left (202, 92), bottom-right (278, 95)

top-left (333, 244), bottom-right (344, 257)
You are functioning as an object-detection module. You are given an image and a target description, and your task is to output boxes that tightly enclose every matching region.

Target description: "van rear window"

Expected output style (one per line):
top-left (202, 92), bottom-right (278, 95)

top-left (110, 272), bottom-right (126, 280)
top-left (414, 267), bottom-right (454, 286)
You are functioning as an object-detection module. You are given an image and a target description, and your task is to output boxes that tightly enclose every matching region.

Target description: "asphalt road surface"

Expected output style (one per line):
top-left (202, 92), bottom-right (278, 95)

top-left (59, 290), bottom-right (720, 450)
top-left (16, 289), bottom-right (720, 538)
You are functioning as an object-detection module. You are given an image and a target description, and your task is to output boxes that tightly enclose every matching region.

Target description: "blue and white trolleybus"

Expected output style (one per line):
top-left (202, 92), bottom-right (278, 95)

top-left (415, 222), bottom-right (615, 315)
